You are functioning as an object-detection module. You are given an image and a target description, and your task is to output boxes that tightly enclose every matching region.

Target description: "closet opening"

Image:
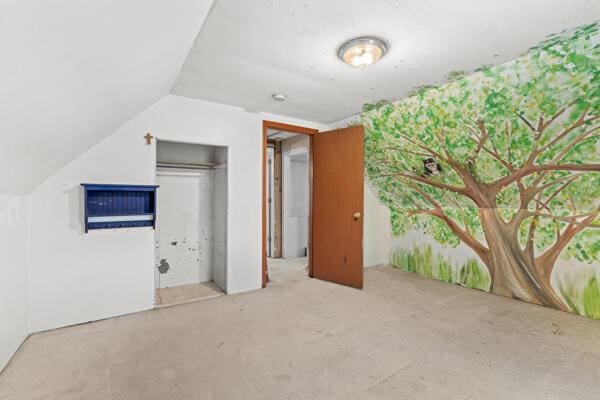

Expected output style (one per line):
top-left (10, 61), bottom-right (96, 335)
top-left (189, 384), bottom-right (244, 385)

top-left (154, 140), bottom-right (228, 307)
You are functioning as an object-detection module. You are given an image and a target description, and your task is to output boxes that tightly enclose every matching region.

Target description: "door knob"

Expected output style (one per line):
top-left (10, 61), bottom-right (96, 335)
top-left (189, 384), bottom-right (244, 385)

top-left (353, 212), bottom-right (361, 220)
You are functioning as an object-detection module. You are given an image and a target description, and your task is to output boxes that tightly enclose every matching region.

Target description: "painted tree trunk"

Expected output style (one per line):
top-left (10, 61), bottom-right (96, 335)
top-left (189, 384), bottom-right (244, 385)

top-left (478, 208), bottom-right (569, 312)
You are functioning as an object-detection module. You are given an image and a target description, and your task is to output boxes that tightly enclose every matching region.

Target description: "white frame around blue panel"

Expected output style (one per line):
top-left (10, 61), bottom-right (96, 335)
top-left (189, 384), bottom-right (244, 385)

top-left (81, 183), bottom-right (159, 233)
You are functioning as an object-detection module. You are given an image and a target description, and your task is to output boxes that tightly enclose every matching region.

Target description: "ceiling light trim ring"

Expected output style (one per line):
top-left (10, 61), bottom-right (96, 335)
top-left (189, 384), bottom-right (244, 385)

top-left (337, 36), bottom-right (389, 68)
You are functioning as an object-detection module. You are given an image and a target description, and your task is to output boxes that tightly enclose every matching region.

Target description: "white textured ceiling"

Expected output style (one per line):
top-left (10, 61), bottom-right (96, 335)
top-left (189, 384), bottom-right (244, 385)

top-left (0, 0), bottom-right (214, 194)
top-left (173, 0), bottom-right (600, 124)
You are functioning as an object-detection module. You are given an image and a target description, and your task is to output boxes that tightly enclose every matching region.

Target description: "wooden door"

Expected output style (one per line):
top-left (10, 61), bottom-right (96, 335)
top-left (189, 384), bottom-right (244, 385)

top-left (311, 125), bottom-right (364, 288)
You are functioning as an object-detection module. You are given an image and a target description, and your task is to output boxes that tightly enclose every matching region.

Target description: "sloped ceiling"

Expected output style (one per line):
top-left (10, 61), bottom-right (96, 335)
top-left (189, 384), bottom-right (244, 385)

top-left (172, 0), bottom-right (600, 124)
top-left (0, 0), bottom-right (214, 194)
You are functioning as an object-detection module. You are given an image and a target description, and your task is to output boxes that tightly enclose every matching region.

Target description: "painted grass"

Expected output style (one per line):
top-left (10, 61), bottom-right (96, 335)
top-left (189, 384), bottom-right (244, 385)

top-left (390, 245), bottom-right (491, 291)
top-left (583, 278), bottom-right (600, 319)
top-left (558, 273), bottom-right (600, 320)
top-left (391, 246), bottom-right (600, 320)
top-left (456, 259), bottom-right (490, 291)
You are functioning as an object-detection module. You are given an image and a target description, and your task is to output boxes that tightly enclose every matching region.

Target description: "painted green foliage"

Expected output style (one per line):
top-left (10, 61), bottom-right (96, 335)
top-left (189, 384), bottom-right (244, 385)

top-left (363, 23), bottom-right (600, 315)
top-left (391, 245), bottom-right (490, 291)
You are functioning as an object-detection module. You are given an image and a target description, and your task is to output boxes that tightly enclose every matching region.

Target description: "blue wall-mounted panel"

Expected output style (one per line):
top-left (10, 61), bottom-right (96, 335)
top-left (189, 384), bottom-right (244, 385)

top-left (81, 184), bottom-right (159, 233)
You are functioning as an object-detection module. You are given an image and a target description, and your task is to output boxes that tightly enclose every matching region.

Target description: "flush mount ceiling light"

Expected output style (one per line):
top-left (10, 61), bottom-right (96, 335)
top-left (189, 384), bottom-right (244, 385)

top-left (338, 36), bottom-right (388, 69)
top-left (272, 93), bottom-right (287, 102)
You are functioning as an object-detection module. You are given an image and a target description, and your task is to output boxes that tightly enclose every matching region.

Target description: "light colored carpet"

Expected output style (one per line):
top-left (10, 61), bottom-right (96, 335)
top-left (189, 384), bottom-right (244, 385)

top-left (2, 266), bottom-right (600, 399)
top-left (267, 256), bottom-right (308, 285)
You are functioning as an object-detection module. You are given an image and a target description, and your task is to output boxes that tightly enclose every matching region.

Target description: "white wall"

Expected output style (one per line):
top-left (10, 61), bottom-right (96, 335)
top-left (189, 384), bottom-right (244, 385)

top-left (363, 183), bottom-right (392, 267)
top-left (28, 95), bottom-right (327, 333)
top-left (0, 0), bottom-right (215, 194)
top-left (0, 196), bottom-right (29, 371)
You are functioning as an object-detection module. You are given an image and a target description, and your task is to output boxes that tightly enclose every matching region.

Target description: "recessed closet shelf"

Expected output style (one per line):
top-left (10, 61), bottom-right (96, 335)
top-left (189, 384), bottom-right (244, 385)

top-left (81, 183), bottom-right (159, 233)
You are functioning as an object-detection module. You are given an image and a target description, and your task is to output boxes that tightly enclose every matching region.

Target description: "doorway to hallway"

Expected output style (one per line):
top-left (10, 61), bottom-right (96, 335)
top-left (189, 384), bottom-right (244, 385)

top-left (262, 121), bottom-right (365, 289)
top-left (264, 124), bottom-right (313, 284)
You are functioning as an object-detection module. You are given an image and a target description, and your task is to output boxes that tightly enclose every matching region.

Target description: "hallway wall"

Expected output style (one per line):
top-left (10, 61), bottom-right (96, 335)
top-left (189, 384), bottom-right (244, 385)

top-left (282, 135), bottom-right (310, 258)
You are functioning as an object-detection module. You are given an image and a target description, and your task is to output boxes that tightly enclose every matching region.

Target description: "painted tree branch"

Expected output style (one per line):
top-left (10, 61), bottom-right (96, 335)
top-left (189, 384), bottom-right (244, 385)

top-left (535, 173), bottom-right (585, 196)
top-left (550, 127), bottom-right (600, 164)
top-left (523, 126), bottom-right (599, 192)
top-left (395, 175), bottom-right (490, 263)
top-left (395, 132), bottom-right (445, 161)
top-left (517, 113), bottom-right (536, 132)
top-left (523, 103), bottom-right (576, 166)
top-left (493, 164), bottom-right (600, 191)
top-left (382, 147), bottom-right (432, 158)
top-left (381, 172), bottom-right (471, 197)
top-left (541, 110), bottom-right (594, 152)
top-left (536, 208), bottom-right (600, 271)
top-left (524, 193), bottom-right (544, 258)
top-left (469, 126), bottom-right (488, 159)
top-left (516, 172), bottom-right (586, 211)
top-left (500, 171), bottom-right (585, 235)
top-left (395, 127), bottom-right (482, 196)
top-left (467, 134), bottom-right (513, 171)
top-left (525, 209), bottom-right (598, 224)
top-left (498, 109), bottom-right (598, 192)
top-left (407, 208), bottom-right (490, 264)
top-left (406, 182), bottom-right (442, 210)
top-left (504, 121), bottom-right (513, 165)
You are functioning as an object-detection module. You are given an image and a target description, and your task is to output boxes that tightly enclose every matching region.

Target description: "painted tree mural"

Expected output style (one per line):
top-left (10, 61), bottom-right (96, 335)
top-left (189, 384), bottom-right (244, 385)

top-left (363, 23), bottom-right (600, 312)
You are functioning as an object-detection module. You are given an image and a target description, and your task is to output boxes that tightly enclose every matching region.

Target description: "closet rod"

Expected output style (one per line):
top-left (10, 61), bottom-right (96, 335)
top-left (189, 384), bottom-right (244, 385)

top-left (156, 161), bottom-right (217, 170)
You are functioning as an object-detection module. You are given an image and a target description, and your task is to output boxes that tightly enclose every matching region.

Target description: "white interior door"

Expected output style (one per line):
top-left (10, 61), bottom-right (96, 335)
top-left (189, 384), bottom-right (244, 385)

top-left (156, 170), bottom-right (213, 288)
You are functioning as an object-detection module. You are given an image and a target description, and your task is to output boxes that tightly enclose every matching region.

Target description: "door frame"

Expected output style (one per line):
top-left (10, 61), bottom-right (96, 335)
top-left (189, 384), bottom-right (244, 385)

top-left (262, 120), bottom-right (318, 287)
